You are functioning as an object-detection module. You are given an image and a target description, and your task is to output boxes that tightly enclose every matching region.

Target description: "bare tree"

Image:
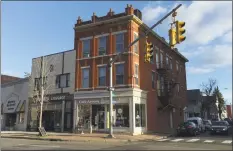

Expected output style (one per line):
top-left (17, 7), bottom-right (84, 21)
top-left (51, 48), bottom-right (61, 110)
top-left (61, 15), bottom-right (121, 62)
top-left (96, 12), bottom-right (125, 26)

top-left (77, 104), bottom-right (91, 134)
top-left (200, 78), bottom-right (218, 118)
top-left (27, 55), bottom-right (59, 134)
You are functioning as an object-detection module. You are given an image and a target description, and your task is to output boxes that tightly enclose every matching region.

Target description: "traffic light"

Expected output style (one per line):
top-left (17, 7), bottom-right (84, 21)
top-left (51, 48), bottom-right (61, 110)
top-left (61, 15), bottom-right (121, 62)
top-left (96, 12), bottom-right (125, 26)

top-left (144, 42), bottom-right (154, 63)
top-left (169, 28), bottom-right (177, 47)
top-left (175, 21), bottom-right (186, 44)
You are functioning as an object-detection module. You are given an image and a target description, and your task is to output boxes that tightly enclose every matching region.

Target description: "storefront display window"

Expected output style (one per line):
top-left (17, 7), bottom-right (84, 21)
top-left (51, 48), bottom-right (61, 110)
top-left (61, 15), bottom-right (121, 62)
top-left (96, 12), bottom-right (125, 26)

top-left (135, 104), bottom-right (145, 127)
top-left (19, 112), bottom-right (25, 123)
top-left (54, 111), bottom-right (62, 127)
top-left (113, 104), bottom-right (129, 127)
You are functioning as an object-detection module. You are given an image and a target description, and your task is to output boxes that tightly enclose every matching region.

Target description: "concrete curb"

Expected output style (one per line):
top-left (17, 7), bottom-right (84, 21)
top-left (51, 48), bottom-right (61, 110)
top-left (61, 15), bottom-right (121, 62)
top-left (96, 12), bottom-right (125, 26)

top-left (1, 136), bottom-right (163, 143)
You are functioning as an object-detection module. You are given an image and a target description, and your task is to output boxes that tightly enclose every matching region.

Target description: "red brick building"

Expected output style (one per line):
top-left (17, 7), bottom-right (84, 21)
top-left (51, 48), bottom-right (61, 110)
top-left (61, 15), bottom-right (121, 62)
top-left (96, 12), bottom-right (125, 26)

top-left (1, 75), bottom-right (22, 84)
top-left (73, 5), bottom-right (188, 135)
top-left (226, 105), bottom-right (232, 119)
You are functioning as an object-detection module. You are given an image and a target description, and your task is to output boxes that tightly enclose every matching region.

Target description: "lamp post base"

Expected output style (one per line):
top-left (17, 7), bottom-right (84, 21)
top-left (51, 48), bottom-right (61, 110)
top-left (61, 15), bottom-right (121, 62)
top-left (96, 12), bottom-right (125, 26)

top-left (106, 134), bottom-right (115, 138)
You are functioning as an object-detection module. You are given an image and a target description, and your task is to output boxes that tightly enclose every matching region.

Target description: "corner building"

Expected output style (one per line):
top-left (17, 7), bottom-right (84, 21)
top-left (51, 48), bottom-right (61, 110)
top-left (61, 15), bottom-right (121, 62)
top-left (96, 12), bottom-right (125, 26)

top-left (73, 5), bottom-right (188, 135)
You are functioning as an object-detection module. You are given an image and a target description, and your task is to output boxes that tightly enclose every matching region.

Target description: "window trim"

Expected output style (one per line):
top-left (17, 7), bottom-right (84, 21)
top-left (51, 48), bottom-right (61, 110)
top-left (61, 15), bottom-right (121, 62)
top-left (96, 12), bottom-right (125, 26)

top-left (115, 33), bottom-right (124, 53)
top-left (82, 67), bottom-right (90, 88)
top-left (98, 36), bottom-right (107, 56)
top-left (82, 39), bottom-right (91, 58)
top-left (115, 63), bottom-right (125, 85)
top-left (134, 63), bottom-right (139, 86)
top-left (133, 32), bottom-right (139, 54)
top-left (98, 66), bottom-right (106, 86)
top-left (56, 73), bottom-right (70, 88)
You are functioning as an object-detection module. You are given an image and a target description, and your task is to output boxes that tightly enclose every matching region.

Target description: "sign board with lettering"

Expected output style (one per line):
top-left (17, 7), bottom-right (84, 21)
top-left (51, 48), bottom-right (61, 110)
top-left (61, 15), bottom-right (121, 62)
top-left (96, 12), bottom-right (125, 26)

top-left (33, 93), bottom-right (73, 102)
top-left (76, 99), bottom-right (109, 105)
top-left (3, 93), bottom-right (20, 113)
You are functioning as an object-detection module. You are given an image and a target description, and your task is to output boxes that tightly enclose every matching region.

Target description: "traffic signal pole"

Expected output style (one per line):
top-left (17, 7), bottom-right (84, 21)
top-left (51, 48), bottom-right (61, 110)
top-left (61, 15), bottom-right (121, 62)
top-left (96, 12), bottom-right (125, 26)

top-left (107, 4), bottom-right (182, 138)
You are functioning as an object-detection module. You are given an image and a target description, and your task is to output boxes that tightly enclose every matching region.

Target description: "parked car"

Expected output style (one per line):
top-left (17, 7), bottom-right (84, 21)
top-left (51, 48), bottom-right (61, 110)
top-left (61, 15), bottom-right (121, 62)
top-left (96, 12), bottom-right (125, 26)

top-left (224, 118), bottom-right (232, 125)
top-left (187, 117), bottom-right (205, 132)
top-left (210, 121), bottom-right (231, 135)
top-left (203, 120), bottom-right (212, 131)
top-left (177, 121), bottom-right (200, 136)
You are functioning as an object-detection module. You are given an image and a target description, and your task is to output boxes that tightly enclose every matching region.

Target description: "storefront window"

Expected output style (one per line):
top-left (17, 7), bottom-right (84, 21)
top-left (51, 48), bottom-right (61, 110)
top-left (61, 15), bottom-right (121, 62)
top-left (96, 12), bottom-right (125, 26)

top-left (135, 104), bottom-right (146, 127)
top-left (54, 111), bottom-right (62, 127)
top-left (113, 104), bottom-right (129, 127)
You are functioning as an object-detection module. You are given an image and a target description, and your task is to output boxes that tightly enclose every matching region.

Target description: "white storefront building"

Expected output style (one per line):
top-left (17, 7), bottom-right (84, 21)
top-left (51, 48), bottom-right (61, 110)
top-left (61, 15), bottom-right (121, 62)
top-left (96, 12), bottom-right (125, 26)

top-left (73, 88), bottom-right (148, 135)
top-left (1, 78), bottom-right (29, 131)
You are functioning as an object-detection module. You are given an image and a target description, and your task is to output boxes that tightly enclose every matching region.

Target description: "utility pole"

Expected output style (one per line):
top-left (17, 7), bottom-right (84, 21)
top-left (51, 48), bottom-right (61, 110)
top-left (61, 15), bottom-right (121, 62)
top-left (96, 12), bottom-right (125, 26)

top-left (107, 4), bottom-right (183, 138)
top-left (39, 56), bottom-right (44, 129)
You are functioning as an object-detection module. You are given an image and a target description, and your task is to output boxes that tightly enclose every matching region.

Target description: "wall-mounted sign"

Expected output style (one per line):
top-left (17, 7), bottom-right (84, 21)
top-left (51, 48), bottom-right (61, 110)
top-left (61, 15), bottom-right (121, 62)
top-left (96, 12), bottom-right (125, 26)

top-left (76, 99), bottom-right (109, 105)
top-left (33, 93), bottom-right (73, 102)
top-left (4, 93), bottom-right (20, 113)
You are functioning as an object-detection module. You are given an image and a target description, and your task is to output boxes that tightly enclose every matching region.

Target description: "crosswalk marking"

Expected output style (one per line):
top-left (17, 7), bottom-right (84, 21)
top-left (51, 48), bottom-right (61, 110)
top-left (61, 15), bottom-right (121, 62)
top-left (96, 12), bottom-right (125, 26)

top-left (186, 139), bottom-right (200, 142)
top-left (171, 139), bottom-right (184, 142)
top-left (157, 139), bottom-right (170, 142)
top-left (203, 140), bottom-right (215, 143)
top-left (221, 140), bottom-right (232, 144)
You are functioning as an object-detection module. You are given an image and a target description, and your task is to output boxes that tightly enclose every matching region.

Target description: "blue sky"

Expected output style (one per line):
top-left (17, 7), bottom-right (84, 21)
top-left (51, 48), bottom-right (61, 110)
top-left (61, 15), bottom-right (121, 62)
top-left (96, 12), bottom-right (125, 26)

top-left (2, 1), bottom-right (232, 104)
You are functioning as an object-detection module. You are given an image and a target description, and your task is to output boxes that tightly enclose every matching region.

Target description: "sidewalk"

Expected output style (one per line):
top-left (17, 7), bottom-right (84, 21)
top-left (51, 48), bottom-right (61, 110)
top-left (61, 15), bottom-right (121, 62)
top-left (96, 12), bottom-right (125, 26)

top-left (1, 131), bottom-right (168, 143)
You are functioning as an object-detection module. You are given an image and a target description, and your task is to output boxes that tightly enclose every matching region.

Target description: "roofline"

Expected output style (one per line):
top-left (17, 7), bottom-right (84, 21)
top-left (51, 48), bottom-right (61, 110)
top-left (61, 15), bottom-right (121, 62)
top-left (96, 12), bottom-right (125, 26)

top-left (74, 15), bottom-right (189, 62)
top-left (1, 74), bottom-right (22, 79)
top-left (1, 77), bottom-right (29, 87)
top-left (32, 49), bottom-right (75, 60)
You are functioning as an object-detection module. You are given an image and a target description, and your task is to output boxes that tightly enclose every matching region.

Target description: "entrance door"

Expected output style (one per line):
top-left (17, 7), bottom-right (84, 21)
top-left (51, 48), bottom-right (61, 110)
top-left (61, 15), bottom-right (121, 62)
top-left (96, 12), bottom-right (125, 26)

top-left (42, 111), bottom-right (55, 131)
top-left (98, 111), bottom-right (105, 129)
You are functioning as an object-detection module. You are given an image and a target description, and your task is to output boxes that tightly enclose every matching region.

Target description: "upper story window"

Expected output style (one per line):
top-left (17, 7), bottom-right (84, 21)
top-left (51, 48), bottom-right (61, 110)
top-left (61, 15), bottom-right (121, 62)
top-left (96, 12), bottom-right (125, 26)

top-left (160, 51), bottom-right (163, 68)
top-left (115, 63), bottom-right (124, 85)
top-left (155, 47), bottom-right (159, 68)
top-left (176, 61), bottom-right (179, 71)
top-left (166, 55), bottom-right (169, 67)
top-left (83, 39), bottom-right (91, 58)
top-left (152, 71), bottom-right (155, 89)
top-left (98, 36), bottom-right (106, 56)
top-left (133, 33), bottom-right (138, 54)
top-left (170, 58), bottom-right (173, 70)
top-left (56, 73), bottom-right (70, 88)
top-left (98, 66), bottom-right (106, 86)
top-left (116, 33), bottom-right (124, 53)
top-left (34, 77), bottom-right (47, 91)
top-left (134, 64), bottom-right (139, 85)
top-left (82, 68), bottom-right (90, 88)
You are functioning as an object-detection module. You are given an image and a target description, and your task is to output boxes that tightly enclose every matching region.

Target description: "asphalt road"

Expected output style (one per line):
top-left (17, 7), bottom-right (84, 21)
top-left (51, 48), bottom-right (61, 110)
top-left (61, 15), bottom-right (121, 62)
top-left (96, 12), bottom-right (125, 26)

top-left (1, 138), bottom-right (232, 150)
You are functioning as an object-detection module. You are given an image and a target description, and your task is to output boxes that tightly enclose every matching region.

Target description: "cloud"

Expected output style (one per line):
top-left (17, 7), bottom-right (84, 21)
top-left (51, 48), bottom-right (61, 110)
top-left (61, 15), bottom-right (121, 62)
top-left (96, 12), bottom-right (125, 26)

top-left (142, 4), bottom-right (167, 24)
top-left (221, 31), bottom-right (232, 43)
top-left (187, 66), bottom-right (215, 74)
top-left (172, 1), bottom-right (232, 46)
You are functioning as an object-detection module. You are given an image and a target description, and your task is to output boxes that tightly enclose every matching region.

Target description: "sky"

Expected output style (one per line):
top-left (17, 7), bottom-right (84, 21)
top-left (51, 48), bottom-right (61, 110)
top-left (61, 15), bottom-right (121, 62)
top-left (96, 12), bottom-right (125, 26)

top-left (2, 1), bottom-right (232, 104)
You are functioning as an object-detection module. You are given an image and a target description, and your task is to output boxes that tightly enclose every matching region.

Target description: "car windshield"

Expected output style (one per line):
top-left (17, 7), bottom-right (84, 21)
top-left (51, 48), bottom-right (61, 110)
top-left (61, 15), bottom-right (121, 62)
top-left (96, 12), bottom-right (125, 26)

top-left (212, 121), bottom-right (228, 126)
top-left (180, 122), bottom-right (193, 127)
top-left (188, 120), bottom-right (198, 125)
top-left (203, 121), bottom-right (208, 124)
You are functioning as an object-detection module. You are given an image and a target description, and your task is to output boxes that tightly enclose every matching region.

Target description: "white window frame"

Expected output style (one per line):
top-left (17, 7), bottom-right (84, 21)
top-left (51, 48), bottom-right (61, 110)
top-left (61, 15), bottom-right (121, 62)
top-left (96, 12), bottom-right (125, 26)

top-left (133, 32), bottom-right (139, 54)
top-left (176, 61), bottom-right (179, 71)
top-left (160, 51), bottom-right (163, 68)
top-left (155, 47), bottom-right (159, 68)
top-left (98, 36), bottom-right (107, 56)
top-left (82, 67), bottom-right (90, 88)
top-left (82, 39), bottom-right (91, 58)
top-left (115, 33), bottom-right (124, 53)
top-left (134, 64), bottom-right (139, 85)
top-left (56, 74), bottom-right (70, 88)
top-left (115, 63), bottom-right (124, 85)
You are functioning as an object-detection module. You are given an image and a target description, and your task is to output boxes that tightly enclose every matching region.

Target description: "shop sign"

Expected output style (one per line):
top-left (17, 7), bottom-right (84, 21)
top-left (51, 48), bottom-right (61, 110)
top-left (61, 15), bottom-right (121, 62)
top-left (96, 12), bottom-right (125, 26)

top-left (4, 94), bottom-right (20, 113)
top-left (77, 99), bottom-right (109, 104)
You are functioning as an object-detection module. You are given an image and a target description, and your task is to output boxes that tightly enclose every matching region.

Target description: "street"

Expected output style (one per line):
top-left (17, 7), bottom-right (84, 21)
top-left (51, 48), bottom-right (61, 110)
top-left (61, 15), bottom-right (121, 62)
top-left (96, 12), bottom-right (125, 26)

top-left (1, 138), bottom-right (232, 150)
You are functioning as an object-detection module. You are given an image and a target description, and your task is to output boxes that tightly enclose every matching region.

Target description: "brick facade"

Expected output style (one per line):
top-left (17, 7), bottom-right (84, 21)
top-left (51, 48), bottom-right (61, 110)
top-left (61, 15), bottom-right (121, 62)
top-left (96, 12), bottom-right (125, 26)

top-left (74, 5), bottom-right (188, 134)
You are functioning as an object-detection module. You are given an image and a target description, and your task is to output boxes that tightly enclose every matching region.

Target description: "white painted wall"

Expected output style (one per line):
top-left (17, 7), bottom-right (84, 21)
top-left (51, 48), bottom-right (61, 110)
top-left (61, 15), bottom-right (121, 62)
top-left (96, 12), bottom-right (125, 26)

top-left (30, 50), bottom-right (76, 96)
top-left (1, 79), bottom-right (29, 131)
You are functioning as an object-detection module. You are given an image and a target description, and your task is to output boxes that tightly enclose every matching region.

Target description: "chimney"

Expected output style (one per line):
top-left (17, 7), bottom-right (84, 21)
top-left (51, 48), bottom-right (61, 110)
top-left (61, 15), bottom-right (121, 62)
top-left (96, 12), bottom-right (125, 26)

top-left (92, 12), bottom-right (97, 23)
top-left (107, 8), bottom-right (114, 16)
top-left (77, 16), bottom-right (82, 25)
top-left (125, 4), bottom-right (134, 15)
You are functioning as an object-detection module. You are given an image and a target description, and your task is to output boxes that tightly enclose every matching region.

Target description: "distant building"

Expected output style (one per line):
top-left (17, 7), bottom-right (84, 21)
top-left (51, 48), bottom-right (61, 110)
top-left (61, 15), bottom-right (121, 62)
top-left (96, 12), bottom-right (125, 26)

top-left (1, 78), bottom-right (29, 131)
top-left (28, 49), bottom-right (76, 132)
top-left (226, 105), bottom-right (232, 119)
top-left (186, 89), bottom-right (203, 119)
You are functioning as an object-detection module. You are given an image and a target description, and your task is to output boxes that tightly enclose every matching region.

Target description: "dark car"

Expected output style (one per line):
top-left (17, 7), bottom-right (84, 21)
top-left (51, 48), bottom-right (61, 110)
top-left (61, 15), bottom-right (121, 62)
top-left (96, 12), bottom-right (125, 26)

top-left (210, 121), bottom-right (231, 135)
top-left (203, 120), bottom-right (212, 131)
top-left (177, 121), bottom-right (199, 136)
top-left (224, 118), bottom-right (232, 125)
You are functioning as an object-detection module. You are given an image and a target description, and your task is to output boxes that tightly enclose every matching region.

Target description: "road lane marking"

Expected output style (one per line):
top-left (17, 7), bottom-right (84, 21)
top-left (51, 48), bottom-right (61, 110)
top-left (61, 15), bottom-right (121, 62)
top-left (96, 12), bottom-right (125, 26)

top-left (29, 145), bottom-right (60, 148)
top-left (157, 139), bottom-right (170, 142)
top-left (186, 139), bottom-right (200, 143)
top-left (171, 139), bottom-right (184, 142)
top-left (221, 140), bottom-right (232, 144)
top-left (203, 140), bottom-right (215, 143)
